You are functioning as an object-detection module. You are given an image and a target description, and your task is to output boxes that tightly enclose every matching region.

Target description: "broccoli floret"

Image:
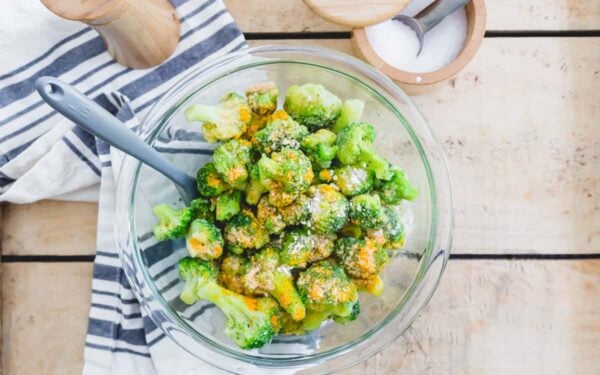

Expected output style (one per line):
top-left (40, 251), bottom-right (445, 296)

top-left (186, 219), bottom-right (224, 260)
top-left (305, 184), bottom-right (349, 233)
top-left (378, 168), bottom-right (419, 204)
top-left (283, 83), bottom-right (342, 131)
top-left (333, 165), bottom-right (374, 196)
top-left (190, 197), bottom-right (212, 221)
top-left (256, 196), bottom-right (286, 234)
top-left (296, 260), bottom-right (358, 318)
top-left (267, 186), bottom-right (299, 208)
top-left (177, 257), bottom-right (279, 349)
top-left (317, 169), bottom-right (334, 183)
top-left (244, 245), bottom-right (306, 320)
top-left (245, 165), bottom-right (267, 206)
top-left (352, 275), bottom-right (385, 296)
top-left (243, 113), bottom-right (269, 140)
top-left (196, 163), bottom-right (230, 197)
top-left (218, 252), bottom-right (250, 295)
top-left (185, 92), bottom-right (251, 143)
top-left (152, 204), bottom-right (193, 241)
top-left (213, 139), bottom-right (253, 188)
top-left (335, 237), bottom-right (388, 280)
top-left (224, 210), bottom-right (270, 254)
top-left (278, 195), bottom-right (311, 225)
top-left (281, 312), bottom-right (306, 335)
top-left (307, 232), bottom-right (336, 263)
top-left (336, 122), bottom-right (391, 180)
top-left (245, 82), bottom-right (278, 116)
top-left (280, 227), bottom-right (314, 268)
top-left (332, 299), bottom-right (361, 324)
top-left (349, 194), bottom-right (388, 230)
top-left (213, 190), bottom-right (241, 221)
top-left (332, 99), bottom-right (365, 134)
top-left (254, 110), bottom-right (309, 154)
top-left (367, 206), bottom-right (405, 249)
top-left (301, 129), bottom-right (338, 169)
top-left (258, 148), bottom-right (314, 194)
top-left (302, 302), bottom-right (361, 330)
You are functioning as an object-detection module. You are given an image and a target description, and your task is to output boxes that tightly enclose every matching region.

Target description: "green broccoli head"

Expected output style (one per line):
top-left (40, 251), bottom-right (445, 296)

top-left (256, 196), bottom-right (286, 234)
top-left (307, 232), bottom-right (336, 263)
top-left (283, 83), bottom-right (342, 131)
top-left (332, 299), bottom-right (361, 324)
top-left (301, 129), bottom-right (338, 169)
top-left (335, 237), bottom-right (389, 280)
top-left (254, 110), bottom-right (309, 154)
top-left (278, 195), bottom-right (311, 226)
top-left (280, 227), bottom-right (315, 268)
top-left (245, 244), bottom-right (306, 321)
top-left (296, 260), bottom-right (358, 317)
top-left (336, 122), bottom-right (391, 180)
top-left (218, 252), bottom-right (250, 295)
top-left (349, 194), bottom-right (388, 230)
top-left (196, 163), bottom-right (231, 197)
top-left (305, 184), bottom-right (349, 233)
top-left (367, 206), bottom-right (405, 249)
top-left (185, 92), bottom-right (251, 143)
top-left (177, 257), bottom-right (278, 349)
top-left (213, 190), bottom-right (241, 221)
top-left (190, 197), bottom-right (212, 221)
top-left (245, 164), bottom-right (267, 206)
top-left (266, 186), bottom-right (299, 208)
top-left (245, 82), bottom-right (278, 116)
top-left (332, 99), bottom-right (365, 134)
top-left (258, 148), bottom-right (314, 194)
top-left (224, 210), bottom-right (270, 254)
top-left (333, 165), bottom-right (375, 196)
top-left (185, 219), bottom-right (224, 260)
top-left (213, 139), bottom-right (253, 188)
top-left (152, 204), bottom-right (193, 241)
top-left (378, 168), bottom-right (419, 204)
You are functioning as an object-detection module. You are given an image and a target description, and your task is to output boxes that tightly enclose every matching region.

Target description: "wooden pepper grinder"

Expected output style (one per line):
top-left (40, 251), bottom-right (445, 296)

top-left (41, 0), bottom-right (180, 69)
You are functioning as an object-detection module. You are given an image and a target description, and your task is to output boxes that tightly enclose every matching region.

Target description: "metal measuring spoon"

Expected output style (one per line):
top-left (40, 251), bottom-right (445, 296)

top-left (393, 0), bottom-right (470, 56)
top-left (35, 76), bottom-right (198, 203)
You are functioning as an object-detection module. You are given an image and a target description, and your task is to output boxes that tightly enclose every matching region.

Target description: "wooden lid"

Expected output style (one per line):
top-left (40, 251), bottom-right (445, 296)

top-left (303, 0), bottom-right (410, 27)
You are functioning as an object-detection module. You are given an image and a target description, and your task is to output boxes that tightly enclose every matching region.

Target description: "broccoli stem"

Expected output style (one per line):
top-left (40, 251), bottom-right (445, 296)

top-left (362, 151), bottom-right (392, 180)
top-left (184, 104), bottom-right (221, 124)
top-left (270, 271), bottom-right (306, 321)
top-left (302, 310), bottom-right (331, 331)
top-left (332, 99), bottom-right (365, 134)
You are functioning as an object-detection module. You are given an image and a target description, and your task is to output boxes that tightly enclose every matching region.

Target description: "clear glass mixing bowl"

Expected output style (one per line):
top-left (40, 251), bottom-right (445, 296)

top-left (114, 45), bottom-right (453, 374)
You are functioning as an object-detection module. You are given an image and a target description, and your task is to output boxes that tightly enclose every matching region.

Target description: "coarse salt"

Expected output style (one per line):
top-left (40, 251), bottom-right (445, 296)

top-left (365, 0), bottom-right (468, 73)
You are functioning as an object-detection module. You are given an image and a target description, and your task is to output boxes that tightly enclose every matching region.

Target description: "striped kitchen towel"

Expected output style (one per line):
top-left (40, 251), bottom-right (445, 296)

top-left (0, 0), bottom-right (245, 373)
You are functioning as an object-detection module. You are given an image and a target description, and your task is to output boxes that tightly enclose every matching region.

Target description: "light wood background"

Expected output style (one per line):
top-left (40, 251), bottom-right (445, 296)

top-left (2, 0), bottom-right (600, 373)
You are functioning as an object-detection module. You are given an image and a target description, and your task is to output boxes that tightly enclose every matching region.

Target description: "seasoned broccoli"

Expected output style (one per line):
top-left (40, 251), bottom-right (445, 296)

top-left (254, 110), bottom-right (309, 154)
top-left (279, 195), bottom-right (310, 225)
top-left (332, 299), bottom-right (361, 324)
top-left (214, 190), bottom-right (241, 221)
top-left (336, 122), bottom-right (391, 180)
top-left (349, 194), bottom-right (388, 230)
top-left (378, 168), bottom-right (419, 204)
top-left (256, 196), bottom-right (286, 234)
top-left (185, 92), bottom-right (251, 143)
top-left (258, 148), bottom-right (313, 194)
top-left (196, 163), bottom-right (230, 197)
top-left (332, 99), bottom-right (365, 134)
top-left (352, 275), bottom-right (384, 297)
top-left (307, 232), bottom-right (336, 263)
top-left (281, 312), bottom-right (306, 335)
top-left (333, 165), bottom-right (374, 196)
top-left (213, 139), bottom-right (253, 188)
top-left (186, 219), bottom-right (224, 260)
top-left (267, 186), bottom-right (299, 208)
top-left (317, 169), bottom-right (334, 183)
top-left (218, 252), bottom-right (250, 295)
top-left (305, 184), bottom-right (349, 233)
top-left (335, 237), bottom-right (389, 280)
top-left (243, 113), bottom-right (269, 140)
top-left (244, 245), bottom-right (306, 320)
top-left (301, 129), bottom-right (338, 169)
top-left (283, 83), bottom-right (342, 131)
top-left (280, 227), bottom-right (314, 268)
top-left (152, 204), bottom-right (193, 241)
top-left (224, 210), bottom-right (270, 254)
top-left (245, 164), bottom-right (267, 205)
top-left (367, 206), bottom-right (405, 249)
top-left (296, 260), bottom-right (359, 319)
top-left (190, 197), bottom-right (212, 221)
top-left (245, 82), bottom-right (278, 116)
top-left (177, 257), bottom-right (279, 349)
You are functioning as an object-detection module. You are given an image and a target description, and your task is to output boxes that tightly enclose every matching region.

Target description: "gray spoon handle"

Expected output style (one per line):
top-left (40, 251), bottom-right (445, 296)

top-left (35, 76), bottom-right (197, 202)
top-left (418, 0), bottom-right (469, 32)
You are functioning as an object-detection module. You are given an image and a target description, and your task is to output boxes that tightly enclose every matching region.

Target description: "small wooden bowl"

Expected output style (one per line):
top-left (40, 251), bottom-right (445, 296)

top-left (352, 0), bottom-right (486, 94)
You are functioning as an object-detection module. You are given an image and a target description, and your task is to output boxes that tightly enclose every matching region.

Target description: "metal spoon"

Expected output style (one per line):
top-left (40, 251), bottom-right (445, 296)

top-left (393, 0), bottom-right (470, 56)
top-left (35, 76), bottom-right (198, 203)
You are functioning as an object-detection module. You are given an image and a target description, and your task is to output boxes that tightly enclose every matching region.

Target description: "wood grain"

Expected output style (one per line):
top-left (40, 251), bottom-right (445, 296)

top-left (302, 0), bottom-right (410, 27)
top-left (223, 0), bottom-right (600, 32)
top-left (2, 260), bottom-right (598, 374)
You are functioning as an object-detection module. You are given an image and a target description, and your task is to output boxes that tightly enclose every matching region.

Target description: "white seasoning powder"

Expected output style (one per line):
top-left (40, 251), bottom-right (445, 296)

top-left (365, 0), bottom-right (468, 73)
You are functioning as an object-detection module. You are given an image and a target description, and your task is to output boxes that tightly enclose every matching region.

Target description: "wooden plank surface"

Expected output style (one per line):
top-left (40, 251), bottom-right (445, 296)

top-left (2, 37), bottom-right (598, 255)
top-left (3, 260), bottom-right (599, 374)
top-left (224, 0), bottom-right (600, 32)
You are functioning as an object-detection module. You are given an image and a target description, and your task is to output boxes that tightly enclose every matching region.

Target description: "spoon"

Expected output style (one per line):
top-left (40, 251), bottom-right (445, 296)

top-left (35, 76), bottom-right (198, 203)
top-left (393, 0), bottom-right (470, 56)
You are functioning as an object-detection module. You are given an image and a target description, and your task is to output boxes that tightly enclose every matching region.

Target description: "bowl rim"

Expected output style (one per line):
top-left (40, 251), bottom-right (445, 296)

top-left (115, 44), bottom-right (454, 372)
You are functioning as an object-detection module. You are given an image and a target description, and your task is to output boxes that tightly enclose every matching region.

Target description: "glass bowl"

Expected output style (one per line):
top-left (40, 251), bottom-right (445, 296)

top-left (114, 45), bottom-right (453, 374)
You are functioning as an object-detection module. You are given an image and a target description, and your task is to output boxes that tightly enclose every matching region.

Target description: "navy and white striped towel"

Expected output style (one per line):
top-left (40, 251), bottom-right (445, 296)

top-left (0, 1), bottom-right (245, 373)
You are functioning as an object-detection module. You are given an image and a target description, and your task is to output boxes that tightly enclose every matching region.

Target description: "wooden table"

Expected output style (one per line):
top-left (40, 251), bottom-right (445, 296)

top-left (2, 0), bottom-right (600, 373)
